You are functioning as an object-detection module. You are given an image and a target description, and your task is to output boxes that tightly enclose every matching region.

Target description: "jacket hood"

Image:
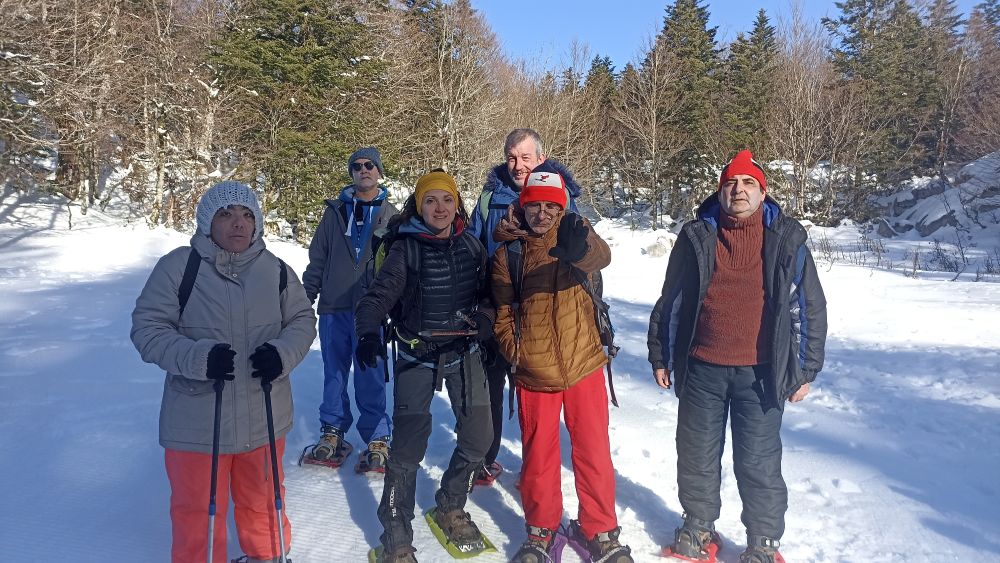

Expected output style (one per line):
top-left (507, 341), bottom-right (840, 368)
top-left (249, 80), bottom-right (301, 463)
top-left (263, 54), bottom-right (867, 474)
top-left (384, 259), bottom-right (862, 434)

top-left (190, 232), bottom-right (266, 267)
top-left (484, 159), bottom-right (583, 199)
top-left (332, 185), bottom-right (390, 205)
top-left (398, 215), bottom-right (468, 240)
top-left (696, 192), bottom-right (782, 229)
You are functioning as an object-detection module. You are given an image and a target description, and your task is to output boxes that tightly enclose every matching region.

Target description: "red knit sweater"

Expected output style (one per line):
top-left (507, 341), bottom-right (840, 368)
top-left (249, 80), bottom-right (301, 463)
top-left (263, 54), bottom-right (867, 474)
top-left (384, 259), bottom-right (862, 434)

top-left (689, 206), bottom-right (770, 366)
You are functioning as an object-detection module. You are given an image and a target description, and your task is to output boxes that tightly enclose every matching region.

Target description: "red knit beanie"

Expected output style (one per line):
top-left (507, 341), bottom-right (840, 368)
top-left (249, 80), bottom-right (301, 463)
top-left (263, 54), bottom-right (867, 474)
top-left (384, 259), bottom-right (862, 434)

top-left (719, 149), bottom-right (767, 192)
top-left (520, 162), bottom-right (567, 208)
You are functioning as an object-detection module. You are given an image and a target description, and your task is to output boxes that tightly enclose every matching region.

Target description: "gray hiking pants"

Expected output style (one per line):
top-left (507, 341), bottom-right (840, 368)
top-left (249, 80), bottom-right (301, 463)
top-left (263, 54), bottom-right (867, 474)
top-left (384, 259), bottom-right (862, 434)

top-left (378, 346), bottom-right (493, 551)
top-left (676, 357), bottom-right (787, 539)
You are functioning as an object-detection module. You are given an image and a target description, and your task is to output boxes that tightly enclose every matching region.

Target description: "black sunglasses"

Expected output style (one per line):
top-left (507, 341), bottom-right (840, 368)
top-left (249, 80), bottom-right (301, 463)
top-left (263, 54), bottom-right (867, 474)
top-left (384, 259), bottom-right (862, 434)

top-left (351, 161), bottom-right (376, 172)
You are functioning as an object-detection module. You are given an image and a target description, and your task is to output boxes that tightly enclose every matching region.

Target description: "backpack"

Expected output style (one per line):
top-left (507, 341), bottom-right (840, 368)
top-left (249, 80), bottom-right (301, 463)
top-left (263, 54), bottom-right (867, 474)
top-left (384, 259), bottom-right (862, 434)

top-left (178, 248), bottom-right (287, 318)
top-left (504, 238), bottom-right (620, 407)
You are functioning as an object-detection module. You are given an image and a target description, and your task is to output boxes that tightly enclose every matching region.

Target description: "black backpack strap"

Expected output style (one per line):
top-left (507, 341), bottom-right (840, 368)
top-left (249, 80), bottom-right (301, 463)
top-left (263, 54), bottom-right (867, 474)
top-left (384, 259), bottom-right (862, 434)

top-left (178, 248), bottom-right (202, 318)
top-left (505, 239), bottom-right (525, 418)
top-left (570, 266), bottom-right (620, 407)
top-left (278, 259), bottom-right (288, 293)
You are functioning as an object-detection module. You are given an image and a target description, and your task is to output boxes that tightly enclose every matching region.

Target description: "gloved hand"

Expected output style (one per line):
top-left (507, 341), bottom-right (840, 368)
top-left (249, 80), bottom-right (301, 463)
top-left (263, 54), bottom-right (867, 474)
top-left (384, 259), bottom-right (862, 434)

top-left (471, 311), bottom-right (494, 342)
top-left (356, 333), bottom-right (385, 369)
top-left (206, 343), bottom-right (236, 381)
top-left (549, 213), bottom-right (589, 263)
top-left (250, 342), bottom-right (283, 386)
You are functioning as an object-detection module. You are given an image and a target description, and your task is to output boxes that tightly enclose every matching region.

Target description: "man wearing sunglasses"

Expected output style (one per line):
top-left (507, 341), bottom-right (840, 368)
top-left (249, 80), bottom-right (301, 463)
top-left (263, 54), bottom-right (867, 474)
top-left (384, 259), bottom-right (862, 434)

top-left (648, 150), bottom-right (828, 563)
top-left (301, 147), bottom-right (397, 472)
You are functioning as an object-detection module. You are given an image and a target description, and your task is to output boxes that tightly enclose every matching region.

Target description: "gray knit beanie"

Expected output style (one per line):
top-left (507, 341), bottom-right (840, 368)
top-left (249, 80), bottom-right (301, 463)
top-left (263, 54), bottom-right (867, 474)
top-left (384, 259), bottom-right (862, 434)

top-left (348, 146), bottom-right (385, 177)
top-left (196, 181), bottom-right (264, 242)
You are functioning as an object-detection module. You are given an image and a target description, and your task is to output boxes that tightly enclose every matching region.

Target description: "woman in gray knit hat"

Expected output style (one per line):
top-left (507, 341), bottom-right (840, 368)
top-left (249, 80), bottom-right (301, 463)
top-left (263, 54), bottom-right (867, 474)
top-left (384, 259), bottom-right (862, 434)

top-left (131, 181), bottom-right (317, 563)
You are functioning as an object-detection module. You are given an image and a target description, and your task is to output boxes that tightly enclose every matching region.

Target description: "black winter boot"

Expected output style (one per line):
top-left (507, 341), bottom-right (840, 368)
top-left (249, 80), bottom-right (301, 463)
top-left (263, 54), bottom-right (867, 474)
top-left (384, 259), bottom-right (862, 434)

top-left (510, 525), bottom-right (564, 563)
top-left (567, 520), bottom-right (633, 563)
top-left (740, 535), bottom-right (784, 563)
top-left (668, 514), bottom-right (720, 561)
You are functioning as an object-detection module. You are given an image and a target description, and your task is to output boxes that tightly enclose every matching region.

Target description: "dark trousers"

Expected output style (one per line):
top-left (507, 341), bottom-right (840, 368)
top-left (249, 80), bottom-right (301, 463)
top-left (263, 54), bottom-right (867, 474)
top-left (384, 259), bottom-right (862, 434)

top-left (676, 357), bottom-right (787, 539)
top-left (483, 339), bottom-right (509, 465)
top-left (378, 348), bottom-right (493, 550)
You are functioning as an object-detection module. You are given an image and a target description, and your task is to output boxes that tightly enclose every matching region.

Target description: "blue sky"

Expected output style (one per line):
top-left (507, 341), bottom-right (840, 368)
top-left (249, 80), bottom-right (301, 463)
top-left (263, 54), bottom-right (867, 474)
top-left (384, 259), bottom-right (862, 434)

top-left (473, 0), bottom-right (982, 71)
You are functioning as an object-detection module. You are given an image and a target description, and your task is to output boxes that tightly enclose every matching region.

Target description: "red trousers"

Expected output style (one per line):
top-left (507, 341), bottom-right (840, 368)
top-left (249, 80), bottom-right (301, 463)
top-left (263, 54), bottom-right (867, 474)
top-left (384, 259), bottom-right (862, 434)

top-left (517, 368), bottom-right (618, 539)
top-left (164, 440), bottom-right (291, 563)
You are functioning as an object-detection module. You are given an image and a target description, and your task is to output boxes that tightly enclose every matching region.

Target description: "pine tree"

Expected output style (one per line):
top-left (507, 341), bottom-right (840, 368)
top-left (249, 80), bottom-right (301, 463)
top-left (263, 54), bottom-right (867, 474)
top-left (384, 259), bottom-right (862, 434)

top-left (721, 9), bottom-right (778, 155)
top-left (923, 0), bottom-right (966, 175)
top-left (212, 0), bottom-right (382, 238)
top-left (825, 0), bottom-right (936, 181)
top-left (655, 0), bottom-right (721, 217)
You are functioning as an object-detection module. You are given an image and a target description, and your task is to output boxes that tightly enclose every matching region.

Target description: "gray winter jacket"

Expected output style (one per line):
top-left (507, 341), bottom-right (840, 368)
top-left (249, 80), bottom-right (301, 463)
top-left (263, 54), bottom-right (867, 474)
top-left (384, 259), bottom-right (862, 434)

top-left (131, 234), bottom-right (317, 454)
top-left (302, 186), bottom-right (398, 314)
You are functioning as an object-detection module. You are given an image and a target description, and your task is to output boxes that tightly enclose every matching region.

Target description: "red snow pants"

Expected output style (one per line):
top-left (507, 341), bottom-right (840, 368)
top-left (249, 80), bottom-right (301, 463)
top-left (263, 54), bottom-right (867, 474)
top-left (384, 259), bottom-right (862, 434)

top-left (517, 367), bottom-right (618, 539)
top-left (164, 440), bottom-right (291, 563)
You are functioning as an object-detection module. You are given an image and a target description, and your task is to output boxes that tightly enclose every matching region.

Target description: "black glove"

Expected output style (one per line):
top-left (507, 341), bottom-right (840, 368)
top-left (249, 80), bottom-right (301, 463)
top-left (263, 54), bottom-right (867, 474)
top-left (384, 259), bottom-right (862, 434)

top-left (471, 311), bottom-right (494, 342)
top-left (250, 342), bottom-right (283, 386)
top-left (356, 333), bottom-right (385, 369)
top-left (206, 343), bottom-right (236, 381)
top-left (549, 213), bottom-right (589, 263)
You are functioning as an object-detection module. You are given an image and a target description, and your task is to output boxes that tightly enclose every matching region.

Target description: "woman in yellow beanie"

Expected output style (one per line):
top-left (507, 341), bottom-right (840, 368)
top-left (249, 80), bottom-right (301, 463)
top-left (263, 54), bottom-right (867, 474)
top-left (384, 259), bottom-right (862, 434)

top-left (355, 170), bottom-right (497, 562)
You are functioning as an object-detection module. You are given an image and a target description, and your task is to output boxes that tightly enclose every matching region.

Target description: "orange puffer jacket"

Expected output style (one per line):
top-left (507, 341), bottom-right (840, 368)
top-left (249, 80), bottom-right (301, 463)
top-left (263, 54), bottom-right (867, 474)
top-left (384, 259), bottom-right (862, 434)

top-left (491, 208), bottom-right (612, 392)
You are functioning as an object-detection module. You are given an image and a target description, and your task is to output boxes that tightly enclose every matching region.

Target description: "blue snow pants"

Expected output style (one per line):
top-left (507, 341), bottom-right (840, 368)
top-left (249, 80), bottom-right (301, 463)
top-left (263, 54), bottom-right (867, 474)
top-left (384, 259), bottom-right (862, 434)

top-left (318, 312), bottom-right (391, 442)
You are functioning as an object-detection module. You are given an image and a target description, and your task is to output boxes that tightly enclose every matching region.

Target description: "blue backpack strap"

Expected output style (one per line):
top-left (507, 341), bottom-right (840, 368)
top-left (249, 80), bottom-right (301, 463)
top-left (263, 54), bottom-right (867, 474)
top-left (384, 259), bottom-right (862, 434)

top-left (178, 248), bottom-right (202, 318)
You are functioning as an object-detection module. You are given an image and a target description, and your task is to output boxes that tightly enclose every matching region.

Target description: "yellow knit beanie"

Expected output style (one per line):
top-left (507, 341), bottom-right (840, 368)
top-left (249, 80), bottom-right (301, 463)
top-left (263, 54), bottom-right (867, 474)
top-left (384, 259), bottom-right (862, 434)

top-left (414, 171), bottom-right (459, 216)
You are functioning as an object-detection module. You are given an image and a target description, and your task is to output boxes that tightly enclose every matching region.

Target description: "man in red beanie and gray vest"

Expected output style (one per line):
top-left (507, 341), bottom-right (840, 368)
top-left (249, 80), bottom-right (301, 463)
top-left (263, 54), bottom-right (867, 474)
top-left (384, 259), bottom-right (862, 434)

top-left (647, 150), bottom-right (828, 563)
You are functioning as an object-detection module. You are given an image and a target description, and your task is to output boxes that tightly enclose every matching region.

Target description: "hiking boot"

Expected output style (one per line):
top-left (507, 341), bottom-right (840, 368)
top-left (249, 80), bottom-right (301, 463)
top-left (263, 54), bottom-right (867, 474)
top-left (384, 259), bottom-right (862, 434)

top-left (667, 514), bottom-right (718, 561)
top-left (567, 520), bottom-right (633, 563)
top-left (372, 544), bottom-right (418, 563)
top-left (310, 424), bottom-right (345, 461)
top-left (474, 461), bottom-right (503, 485)
top-left (366, 436), bottom-right (391, 472)
top-left (740, 536), bottom-right (785, 563)
top-left (510, 525), bottom-right (563, 563)
top-left (433, 506), bottom-right (485, 551)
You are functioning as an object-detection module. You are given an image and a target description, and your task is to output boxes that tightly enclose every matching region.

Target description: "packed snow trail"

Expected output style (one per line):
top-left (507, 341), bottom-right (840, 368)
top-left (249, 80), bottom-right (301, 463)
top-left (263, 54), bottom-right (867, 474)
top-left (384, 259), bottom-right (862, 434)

top-left (1, 193), bottom-right (999, 562)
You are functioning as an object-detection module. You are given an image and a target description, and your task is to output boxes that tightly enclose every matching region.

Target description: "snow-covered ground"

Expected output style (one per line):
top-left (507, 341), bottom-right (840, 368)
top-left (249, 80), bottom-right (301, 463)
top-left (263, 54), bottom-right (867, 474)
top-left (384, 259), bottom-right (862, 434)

top-left (1, 191), bottom-right (999, 563)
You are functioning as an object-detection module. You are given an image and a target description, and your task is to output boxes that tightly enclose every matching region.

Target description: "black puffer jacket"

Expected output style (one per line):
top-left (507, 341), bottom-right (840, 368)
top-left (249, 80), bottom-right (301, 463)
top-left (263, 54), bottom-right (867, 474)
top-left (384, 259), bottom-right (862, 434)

top-left (356, 216), bottom-right (494, 349)
top-left (647, 194), bottom-right (828, 409)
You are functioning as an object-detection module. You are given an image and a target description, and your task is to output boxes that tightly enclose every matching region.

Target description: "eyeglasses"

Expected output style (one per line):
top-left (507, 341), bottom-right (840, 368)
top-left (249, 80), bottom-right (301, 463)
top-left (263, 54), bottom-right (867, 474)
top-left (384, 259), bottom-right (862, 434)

top-left (351, 161), bottom-right (376, 172)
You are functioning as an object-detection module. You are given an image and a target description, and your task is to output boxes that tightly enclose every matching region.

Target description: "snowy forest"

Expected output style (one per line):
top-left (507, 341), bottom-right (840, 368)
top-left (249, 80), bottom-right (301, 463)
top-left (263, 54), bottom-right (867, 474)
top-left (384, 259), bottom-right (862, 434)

top-left (2, 0), bottom-right (1000, 238)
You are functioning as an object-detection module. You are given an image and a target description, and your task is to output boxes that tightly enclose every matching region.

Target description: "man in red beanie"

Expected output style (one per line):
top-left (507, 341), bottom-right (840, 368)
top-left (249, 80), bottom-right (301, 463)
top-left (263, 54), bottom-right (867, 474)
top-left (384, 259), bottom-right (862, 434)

top-left (648, 150), bottom-right (828, 563)
top-left (491, 164), bottom-right (633, 563)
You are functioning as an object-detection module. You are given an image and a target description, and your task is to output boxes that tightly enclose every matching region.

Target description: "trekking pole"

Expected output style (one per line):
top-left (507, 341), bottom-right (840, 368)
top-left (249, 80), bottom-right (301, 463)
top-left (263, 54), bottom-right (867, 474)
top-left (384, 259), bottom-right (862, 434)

top-left (261, 380), bottom-right (289, 563)
top-left (207, 378), bottom-right (225, 563)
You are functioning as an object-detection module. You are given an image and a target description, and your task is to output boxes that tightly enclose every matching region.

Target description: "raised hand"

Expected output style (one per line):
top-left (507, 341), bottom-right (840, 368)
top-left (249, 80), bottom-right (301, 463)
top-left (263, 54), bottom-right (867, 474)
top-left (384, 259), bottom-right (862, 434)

top-left (549, 213), bottom-right (589, 263)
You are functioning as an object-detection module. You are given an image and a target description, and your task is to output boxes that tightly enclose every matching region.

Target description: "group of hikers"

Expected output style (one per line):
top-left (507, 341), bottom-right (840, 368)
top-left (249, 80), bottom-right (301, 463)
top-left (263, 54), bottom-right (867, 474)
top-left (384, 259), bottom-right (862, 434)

top-left (130, 127), bottom-right (828, 563)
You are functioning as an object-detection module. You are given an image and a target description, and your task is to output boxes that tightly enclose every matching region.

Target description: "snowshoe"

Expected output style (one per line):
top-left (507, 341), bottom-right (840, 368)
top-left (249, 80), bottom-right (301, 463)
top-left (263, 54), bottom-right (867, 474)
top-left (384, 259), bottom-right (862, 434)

top-left (231, 556), bottom-right (291, 563)
top-left (511, 526), bottom-right (568, 563)
top-left (472, 461), bottom-right (503, 486)
top-left (298, 425), bottom-right (353, 469)
top-left (739, 536), bottom-right (785, 563)
top-left (424, 507), bottom-right (497, 558)
top-left (660, 515), bottom-right (721, 562)
top-left (566, 520), bottom-right (633, 563)
top-left (356, 436), bottom-right (390, 475)
top-left (368, 544), bottom-right (418, 563)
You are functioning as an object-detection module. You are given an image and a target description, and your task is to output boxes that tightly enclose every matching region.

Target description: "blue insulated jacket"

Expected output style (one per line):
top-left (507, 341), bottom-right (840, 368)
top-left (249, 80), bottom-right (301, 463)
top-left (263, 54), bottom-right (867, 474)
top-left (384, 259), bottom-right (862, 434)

top-left (647, 194), bottom-right (828, 408)
top-left (469, 159), bottom-right (581, 257)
